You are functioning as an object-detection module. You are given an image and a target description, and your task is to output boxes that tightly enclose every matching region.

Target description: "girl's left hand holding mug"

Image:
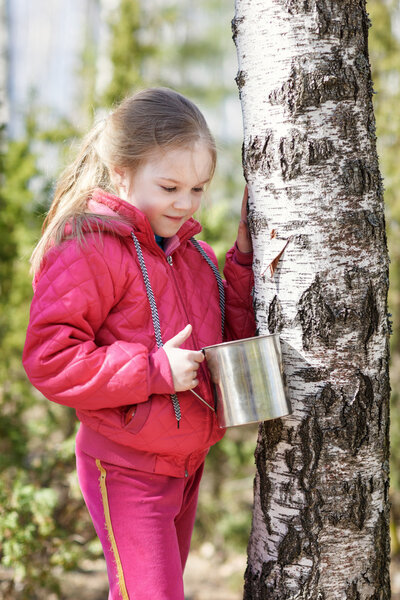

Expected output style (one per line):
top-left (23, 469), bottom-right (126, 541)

top-left (236, 185), bottom-right (252, 254)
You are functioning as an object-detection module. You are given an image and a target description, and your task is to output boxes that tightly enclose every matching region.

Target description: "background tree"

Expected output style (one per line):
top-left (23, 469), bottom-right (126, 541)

top-left (368, 0), bottom-right (400, 513)
top-left (2, 0), bottom-right (399, 597)
top-left (232, 0), bottom-right (391, 597)
top-left (0, 1), bottom-right (254, 596)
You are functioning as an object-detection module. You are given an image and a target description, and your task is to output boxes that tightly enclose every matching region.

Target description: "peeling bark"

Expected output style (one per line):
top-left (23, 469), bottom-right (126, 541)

top-left (233, 0), bottom-right (390, 597)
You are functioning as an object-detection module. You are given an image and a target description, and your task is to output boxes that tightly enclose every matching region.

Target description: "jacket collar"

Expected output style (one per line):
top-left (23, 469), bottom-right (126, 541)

top-left (90, 188), bottom-right (202, 251)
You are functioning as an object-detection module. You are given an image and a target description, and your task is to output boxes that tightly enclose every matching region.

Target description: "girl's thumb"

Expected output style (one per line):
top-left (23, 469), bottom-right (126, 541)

top-left (164, 324), bottom-right (192, 348)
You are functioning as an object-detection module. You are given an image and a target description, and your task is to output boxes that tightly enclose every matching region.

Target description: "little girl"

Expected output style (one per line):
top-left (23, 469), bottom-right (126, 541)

top-left (23, 87), bottom-right (255, 600)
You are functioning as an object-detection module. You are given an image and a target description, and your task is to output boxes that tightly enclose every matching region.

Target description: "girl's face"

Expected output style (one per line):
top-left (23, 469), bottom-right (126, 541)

top-left (120, 142), bottom-right (213, 237)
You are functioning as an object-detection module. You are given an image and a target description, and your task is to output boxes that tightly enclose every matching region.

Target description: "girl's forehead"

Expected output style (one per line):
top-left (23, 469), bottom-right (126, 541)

top-left (146, 144), bottom-right (213, 181)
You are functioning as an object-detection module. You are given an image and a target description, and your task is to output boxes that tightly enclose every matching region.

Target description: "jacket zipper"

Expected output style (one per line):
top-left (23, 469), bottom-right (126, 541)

top-left (166, 255), bottom-right (191, 323)
top-left (166, 254), bottom-right (201, 354)
top-left (165, 254), bottom-right (213, 406)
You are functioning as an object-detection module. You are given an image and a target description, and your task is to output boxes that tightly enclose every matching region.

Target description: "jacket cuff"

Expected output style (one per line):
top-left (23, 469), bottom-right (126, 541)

top-left (148, 347), bottom-right (175, 395)
top-left (233, 241), bottom-right (253, 266)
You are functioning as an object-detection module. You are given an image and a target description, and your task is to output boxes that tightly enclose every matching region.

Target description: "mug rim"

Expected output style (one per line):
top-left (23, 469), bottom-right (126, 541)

top-left (202, 333), bottom-right (280, 352)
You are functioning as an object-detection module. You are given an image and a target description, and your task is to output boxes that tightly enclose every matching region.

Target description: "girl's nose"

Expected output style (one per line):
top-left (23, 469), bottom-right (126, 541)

top-left (173, 194), bottom-right (192, 211)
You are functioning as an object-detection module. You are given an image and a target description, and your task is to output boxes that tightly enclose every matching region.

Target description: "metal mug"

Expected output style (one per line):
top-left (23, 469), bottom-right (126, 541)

top-left (202, 334), bottom-right (291, 428)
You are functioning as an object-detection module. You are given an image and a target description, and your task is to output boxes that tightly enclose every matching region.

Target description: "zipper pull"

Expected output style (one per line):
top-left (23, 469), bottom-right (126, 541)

top-left (167, 255), bottom-right (173, 266)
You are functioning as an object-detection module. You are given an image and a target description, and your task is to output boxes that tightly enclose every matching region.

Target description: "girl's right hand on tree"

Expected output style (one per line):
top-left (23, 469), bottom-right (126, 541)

top-left (236, 185), bottom-right (253, 253)
top-left (163, 324), bottom-right (205, 391)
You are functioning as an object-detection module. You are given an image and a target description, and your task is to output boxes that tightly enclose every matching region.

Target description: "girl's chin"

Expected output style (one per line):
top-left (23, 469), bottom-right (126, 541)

top-left (153, 218), bottom-right (187, 237)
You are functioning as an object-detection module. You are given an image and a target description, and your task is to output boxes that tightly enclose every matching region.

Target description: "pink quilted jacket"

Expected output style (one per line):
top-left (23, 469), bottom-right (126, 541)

top-left (23, 189), bottom-right (255, 477)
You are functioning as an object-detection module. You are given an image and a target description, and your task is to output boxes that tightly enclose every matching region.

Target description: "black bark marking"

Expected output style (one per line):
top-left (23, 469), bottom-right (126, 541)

top-left (296, 413), bottom-right (324, 590)
top-left (315, 0), bottom-right (366, 41)
top-left (370, 511), bottom-right (391, 597)
top-left (330, 104), bottom-right (363, 148)
top-left (362, 282), bottom-right (379, 348)
top-left (261, 418), bottom-right (284, 460)
top-left (299, 412), bottom-right (323, 491)
top-left (283, 0), bottom-right (368, 48)
top-left (285, 0), bottom-right (311, 15)
top-left (341, 159), bottom-right (379, 196)
top-left (327, 214), bottom-right (383, 261)
top-left (354, 51), bottom-right (371, 78)
top-left (279, 132), bottom-right (304, 180)
top-left (287, 426), bottom-right (295, 446)
top-left (377, 370), bottom-right (391, 435)
top-left (345, 581), bottom-right (361, 600)
top-left (279, 132), bottom-right (335, 180)
top-left (297, 271), bottom-right (383, 354)
top-left (308, 137), bottom-right (335, 165)
top-left (247, 209), bottom-right (269, 238)
top-left (253, 421), bottom-right (285, 536)
top-left (235, 69), bottom-right (247, 92)
top-left (297, 276), bottom-right (336, 351)
top-left (243, 132), bottom-right (275, 179)
top-left (254, 441), bottom-right (274, 535)
top-left (319, 382), bottom-right (337, 415)
top-left (268, 295), bottom-right (284, 333)
top-left (348, 474), bottom-right (368, 530)
top-left (293, 367), bottom-right (330, 382)
top-left (269, 55), bottom-right (359, 115)
top-left (340, 373), bottom-right (373, 454)
top-left (295, 233), bottom-right (311, 251)
top-left (231, 15), bottom-right (244, 40)
top-left (298, 486), bottom-right (323, 591)
top-left (285, 447), bottom-right (296, 473)
top-left (320, 474), bottom-right (370, 531)
top-left (366, 211), bottom-right (381, 228)
top-left (261, 560), bottom-right (276, 580)
top-left (243, 563), bottom-right (261, 600)
top-left (278, 524), bottom-right (301, 565)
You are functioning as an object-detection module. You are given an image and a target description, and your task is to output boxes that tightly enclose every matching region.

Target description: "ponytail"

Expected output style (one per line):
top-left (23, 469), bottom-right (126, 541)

top-left (30, 120), bottom-right (114, 275)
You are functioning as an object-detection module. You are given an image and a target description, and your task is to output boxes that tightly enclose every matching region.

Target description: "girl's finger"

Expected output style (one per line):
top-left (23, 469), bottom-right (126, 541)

top-left (237, 219), bottom-right (253, 253)
top-left (191, 351), bottom-right (205, 363)
top-left (164, 324), bottom-right (192, 348)
top-left (241, 185), bottom-right (249, 222)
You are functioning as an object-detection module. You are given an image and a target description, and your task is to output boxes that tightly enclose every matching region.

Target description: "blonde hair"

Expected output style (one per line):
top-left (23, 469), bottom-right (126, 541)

top-left (30, 87), bottom-right (217, 274)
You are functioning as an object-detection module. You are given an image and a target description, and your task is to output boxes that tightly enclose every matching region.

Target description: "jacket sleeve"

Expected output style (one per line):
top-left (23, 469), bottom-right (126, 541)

top-left (198, 240), bottom-right (256, 342)
top-left (223, 242), bottom-right (256, 341)
top-left (22, 236), bottom-right (174, 410)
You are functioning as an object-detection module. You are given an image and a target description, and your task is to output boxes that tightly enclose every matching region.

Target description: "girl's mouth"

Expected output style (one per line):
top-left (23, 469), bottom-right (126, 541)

top-left (165, 215), bottom-right (185, 222)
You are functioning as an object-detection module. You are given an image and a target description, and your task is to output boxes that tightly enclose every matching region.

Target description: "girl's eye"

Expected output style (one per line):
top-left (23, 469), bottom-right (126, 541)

top-left (193, 187), bottom-right (204, 193)
top-left (161, 186), bottom-right (176, 192)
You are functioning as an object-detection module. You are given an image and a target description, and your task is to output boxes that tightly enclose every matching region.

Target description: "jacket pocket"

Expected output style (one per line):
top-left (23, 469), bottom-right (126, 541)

top-left (123, 399), bottom-right (152, 434)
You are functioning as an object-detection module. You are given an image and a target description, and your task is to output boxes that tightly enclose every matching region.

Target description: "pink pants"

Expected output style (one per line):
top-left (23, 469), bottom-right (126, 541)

top-left (76, 450), bottom-right (204, 600)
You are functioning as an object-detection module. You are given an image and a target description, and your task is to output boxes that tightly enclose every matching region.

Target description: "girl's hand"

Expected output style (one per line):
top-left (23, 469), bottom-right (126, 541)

top-left (236, 185), bottom-right (253, 254)
top-left (163, 325), bottom-right (205, 391)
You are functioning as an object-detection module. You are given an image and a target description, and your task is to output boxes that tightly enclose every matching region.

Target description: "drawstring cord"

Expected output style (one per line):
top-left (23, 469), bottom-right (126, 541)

top-left (131, 232), bottom-right (225, 427)
top-left (189, 237), bottom-right (225, 339)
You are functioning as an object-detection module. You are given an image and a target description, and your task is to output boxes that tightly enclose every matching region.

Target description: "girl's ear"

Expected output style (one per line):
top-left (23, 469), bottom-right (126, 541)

top-left (110, 166), bottom-right (130, 197)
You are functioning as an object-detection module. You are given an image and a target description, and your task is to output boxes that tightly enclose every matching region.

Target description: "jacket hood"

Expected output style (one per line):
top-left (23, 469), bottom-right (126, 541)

top-left (34, 189), bottom-right (203, 289)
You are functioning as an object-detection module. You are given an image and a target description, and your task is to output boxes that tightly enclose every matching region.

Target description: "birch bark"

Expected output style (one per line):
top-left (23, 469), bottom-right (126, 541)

top-left (232, 0), bottom-right (391, 597)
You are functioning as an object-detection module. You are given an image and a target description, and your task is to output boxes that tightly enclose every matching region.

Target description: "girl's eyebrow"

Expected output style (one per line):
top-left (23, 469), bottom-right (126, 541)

top-left (158, 176), bottom-right (210, 185)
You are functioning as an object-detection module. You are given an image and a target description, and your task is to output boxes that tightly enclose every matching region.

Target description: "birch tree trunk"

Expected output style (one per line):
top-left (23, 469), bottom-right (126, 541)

top-left (232, 0), bottom-right (391, 597)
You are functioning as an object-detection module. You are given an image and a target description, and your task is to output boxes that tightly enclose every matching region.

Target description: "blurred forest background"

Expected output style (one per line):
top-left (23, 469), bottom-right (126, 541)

top-left (0, 0), bottom-right (399, 598)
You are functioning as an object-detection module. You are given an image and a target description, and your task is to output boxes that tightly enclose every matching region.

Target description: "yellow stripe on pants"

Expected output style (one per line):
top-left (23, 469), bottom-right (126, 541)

top-left (96, 459), bottom-right (129, 600)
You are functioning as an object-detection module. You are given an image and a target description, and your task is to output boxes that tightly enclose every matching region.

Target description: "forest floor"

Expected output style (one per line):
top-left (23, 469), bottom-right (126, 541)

top-left (59, 549), bottom-right (400, 600)
top-left (392, 554), bottom-right (400, 600)
top-left (60, 549), bottom-right (246, 600)
top-left (0, 550), bottom-right (399, 598)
